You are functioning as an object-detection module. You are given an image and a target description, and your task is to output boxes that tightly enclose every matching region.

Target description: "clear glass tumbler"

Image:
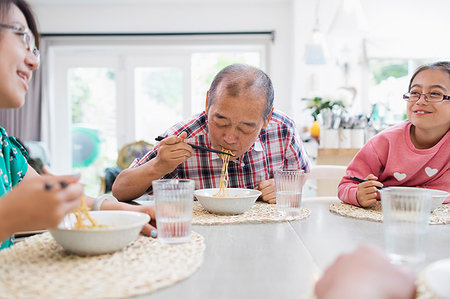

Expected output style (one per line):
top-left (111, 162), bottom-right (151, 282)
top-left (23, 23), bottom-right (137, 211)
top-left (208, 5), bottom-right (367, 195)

top-left (380, 187), bottom-right (432, 268)
top-left (153, 179), bottom-right (195, 244)
top-left (274, 169), bottom-right (307, 216)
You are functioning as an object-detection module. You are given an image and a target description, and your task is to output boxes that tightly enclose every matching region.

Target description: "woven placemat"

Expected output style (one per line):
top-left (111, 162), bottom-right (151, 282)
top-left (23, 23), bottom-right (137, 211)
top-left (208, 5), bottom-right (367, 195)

top-left (416, 272), bottom-right (435, 299)
top-left (192, 201), bottom-right (310, 225)
top-left (0, 232), bottom-right (205, 298)
top-left (329, 202), bottom-right (449, 225)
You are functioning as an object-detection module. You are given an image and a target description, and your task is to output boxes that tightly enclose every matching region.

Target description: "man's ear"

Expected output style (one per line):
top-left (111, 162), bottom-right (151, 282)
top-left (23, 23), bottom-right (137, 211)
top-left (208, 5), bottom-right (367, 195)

top-left (205, 91), bottom-right (209, 115)
top-left (262, 108), bottom-right (274, 129)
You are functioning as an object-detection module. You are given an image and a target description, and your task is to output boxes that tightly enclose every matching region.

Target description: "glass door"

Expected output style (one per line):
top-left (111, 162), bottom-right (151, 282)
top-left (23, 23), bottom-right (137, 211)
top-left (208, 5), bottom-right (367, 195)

top-left (125, 55), bottom-right (190, 143)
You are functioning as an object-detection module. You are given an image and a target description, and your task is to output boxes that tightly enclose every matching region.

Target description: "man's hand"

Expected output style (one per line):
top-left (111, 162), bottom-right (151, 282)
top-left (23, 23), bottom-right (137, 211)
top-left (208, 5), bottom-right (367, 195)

top-left (152, 132), bottom-right (193, 175)
top-left (356, 174), bottom-right (383, 208)
top-left (256, 178), bottom-right (276, 204)
top-left (315, 245), bottom-right (416, 299)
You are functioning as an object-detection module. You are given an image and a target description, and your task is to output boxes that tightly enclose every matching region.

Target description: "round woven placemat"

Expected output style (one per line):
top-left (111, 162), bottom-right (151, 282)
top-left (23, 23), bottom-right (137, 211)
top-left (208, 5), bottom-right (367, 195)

top-left (416, 271), bottom-right (435, 299)
top-left (329, 202), bottom-right (449, 225)
top-left (192, 201), bottom-right (310, 225)
top-left (0, 232), bottom-right (205, 298)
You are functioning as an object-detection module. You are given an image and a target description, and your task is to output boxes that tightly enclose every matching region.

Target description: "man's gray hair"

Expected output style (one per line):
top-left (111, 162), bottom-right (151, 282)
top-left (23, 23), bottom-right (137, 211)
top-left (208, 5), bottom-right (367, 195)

top-left (207, 64), bottom-right (274, 120)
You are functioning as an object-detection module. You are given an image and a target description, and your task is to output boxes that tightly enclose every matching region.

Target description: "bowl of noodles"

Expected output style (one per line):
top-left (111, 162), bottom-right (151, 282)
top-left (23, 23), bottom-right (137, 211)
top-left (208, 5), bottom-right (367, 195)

top-left (194, 188), bottom-right (262, 215)
top-left (49, 210), bottom-right (150, 256)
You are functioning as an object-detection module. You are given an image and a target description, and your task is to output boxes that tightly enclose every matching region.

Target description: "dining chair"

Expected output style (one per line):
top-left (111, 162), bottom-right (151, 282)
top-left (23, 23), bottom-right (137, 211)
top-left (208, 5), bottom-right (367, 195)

top-left (99, 141), bottom-right (154, 194)
top-left (305, 164), bottom-right (347, 197)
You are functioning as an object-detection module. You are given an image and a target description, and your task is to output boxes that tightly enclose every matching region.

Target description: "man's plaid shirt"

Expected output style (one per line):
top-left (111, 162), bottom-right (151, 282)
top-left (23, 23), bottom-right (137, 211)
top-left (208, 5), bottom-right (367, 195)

top-left (131, 110), bottom-right (310, 193)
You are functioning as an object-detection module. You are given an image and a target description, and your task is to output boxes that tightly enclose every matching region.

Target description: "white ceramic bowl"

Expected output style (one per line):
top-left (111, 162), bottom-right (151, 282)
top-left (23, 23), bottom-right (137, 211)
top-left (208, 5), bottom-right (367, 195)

top-left (381, 187), bottom-right (448, 211)
top-left (49, 211), bottom-right (150, 256)
top-left (424, 258), bottom-right (450, 298)
top-left (194, 188), bottom-right (261, 215)
top-left (429, 189), bottom-right (450, 211)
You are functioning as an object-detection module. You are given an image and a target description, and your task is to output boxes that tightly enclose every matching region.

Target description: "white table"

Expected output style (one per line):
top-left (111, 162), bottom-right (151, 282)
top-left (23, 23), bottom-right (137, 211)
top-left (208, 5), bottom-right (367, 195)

top-left (142, 198), bottom-right (450, 298)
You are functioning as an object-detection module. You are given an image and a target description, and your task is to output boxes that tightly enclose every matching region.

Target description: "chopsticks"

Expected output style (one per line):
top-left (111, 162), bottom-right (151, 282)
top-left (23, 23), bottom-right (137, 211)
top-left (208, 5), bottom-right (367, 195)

top-left (155, 136), bottom-right (235, 156)
top-left (349, 176), bottom-right (383, 190)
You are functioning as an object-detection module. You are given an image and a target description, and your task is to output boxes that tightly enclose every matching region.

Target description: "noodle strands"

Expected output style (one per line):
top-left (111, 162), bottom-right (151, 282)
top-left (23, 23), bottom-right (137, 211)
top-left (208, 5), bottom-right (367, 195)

top-left (213, 148), bottom-right (233, 197)
top-left (71, 195), bottom-right (100, 229)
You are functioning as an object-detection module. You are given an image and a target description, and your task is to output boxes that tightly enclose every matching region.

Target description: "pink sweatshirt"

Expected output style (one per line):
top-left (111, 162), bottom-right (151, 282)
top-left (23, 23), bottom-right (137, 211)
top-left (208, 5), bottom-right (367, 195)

top-left (338, 122), bottom-right (450, 207)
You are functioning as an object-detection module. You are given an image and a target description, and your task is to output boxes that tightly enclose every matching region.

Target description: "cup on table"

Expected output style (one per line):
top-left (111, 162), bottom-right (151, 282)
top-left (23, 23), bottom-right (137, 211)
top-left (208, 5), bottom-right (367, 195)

top-left (274, 169), bottom-right (307, 216)
top-left (380, 187), bottom-right (432, 268)
top-left (153, 179), bottom-right (195, 244)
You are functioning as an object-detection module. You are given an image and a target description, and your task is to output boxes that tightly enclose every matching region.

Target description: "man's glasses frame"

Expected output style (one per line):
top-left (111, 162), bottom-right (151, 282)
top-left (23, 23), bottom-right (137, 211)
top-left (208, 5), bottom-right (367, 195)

top-left (0, 23), bottom-right (40, 63)
top-left (403, 92), bottom-right (450, 103)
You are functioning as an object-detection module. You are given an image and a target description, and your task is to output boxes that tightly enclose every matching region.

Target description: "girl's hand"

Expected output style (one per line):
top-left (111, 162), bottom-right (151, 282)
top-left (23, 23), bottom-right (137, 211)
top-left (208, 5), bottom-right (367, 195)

top-left (356, 174), bottom-right (383, 208)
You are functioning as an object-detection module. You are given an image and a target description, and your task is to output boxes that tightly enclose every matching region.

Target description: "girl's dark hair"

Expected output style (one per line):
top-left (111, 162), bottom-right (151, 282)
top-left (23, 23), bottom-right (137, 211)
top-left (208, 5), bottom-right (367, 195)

top-left (0, 0), bottom-right (39, 48)
top-left (409, 61), bottom-right (450, 90)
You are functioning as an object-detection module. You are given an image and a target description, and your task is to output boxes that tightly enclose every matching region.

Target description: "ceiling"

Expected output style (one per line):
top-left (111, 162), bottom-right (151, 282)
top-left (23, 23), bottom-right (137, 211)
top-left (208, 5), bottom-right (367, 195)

top-left (29, 0), bottom-right (289, 4)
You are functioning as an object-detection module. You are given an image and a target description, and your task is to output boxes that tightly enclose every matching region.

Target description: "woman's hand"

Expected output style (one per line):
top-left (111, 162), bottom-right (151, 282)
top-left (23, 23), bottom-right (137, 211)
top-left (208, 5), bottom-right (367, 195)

top-left (128, 205), bottom-right (157, 238)
top-left (356, 174), bottom-right (383, 207)
top-left (315, 245), bottom-right (416, 299)
top-left (100, 200), bottom-right (157, 238)
top-left (0, 175), bottom-right (83, 240)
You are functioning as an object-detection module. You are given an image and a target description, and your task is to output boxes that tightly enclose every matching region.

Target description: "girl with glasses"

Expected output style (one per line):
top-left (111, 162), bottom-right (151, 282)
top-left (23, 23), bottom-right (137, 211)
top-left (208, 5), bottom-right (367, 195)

top-left (0, 0), bottom-right (157, 249)
top-left (338, 61), bottom-right (450, 208)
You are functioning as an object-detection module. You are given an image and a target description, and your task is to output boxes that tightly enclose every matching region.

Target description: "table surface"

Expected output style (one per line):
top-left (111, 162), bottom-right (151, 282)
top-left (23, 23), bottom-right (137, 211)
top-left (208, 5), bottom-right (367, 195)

top-left (139, 198), bottom-right (450, 299)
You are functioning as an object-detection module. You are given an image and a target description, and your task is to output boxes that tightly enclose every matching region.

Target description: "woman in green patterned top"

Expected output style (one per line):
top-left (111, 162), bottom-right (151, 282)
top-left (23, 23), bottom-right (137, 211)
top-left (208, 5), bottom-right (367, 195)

top-left (0, 0), bottom-right (86, 249)
top-left (0, 0), bottom-right (157, 249)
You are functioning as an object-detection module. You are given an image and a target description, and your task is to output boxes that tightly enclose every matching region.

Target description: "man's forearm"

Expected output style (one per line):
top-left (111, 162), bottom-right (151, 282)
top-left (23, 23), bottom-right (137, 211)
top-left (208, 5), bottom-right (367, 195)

top-left (112, 159), bottom-right (165, 201)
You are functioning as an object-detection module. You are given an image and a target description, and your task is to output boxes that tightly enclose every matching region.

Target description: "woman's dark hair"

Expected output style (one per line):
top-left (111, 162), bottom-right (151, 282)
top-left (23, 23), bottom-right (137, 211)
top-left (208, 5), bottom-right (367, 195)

top-left (409, 61), bottom-right (450, 90)
top-left (0, 0), bottom-right (39, 48)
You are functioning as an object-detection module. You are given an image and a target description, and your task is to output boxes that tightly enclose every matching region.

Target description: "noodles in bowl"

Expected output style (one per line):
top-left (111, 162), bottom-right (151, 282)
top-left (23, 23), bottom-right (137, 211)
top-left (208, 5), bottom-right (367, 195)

top-left (49, 211), bottom-right (149, 256)
top-left (194, 188), bottom-right (261, 215)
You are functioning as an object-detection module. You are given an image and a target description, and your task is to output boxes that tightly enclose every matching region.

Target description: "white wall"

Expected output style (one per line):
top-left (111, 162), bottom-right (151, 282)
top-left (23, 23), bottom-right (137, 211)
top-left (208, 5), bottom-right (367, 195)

top-left (292, 0), bottom-right (450, 126)
top-left (29, 0), bottom-right (450, 130)
top-left (30, 1), bottom-right (295, 114)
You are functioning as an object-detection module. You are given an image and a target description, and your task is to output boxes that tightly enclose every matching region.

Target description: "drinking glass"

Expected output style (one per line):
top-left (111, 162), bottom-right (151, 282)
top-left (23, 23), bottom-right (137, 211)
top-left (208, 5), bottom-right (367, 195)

top-left (274, 169), bottom-right (307, 216)
top-left (380, 187), bottom-right (432, 268)
top-left (153, 179), bottom-right (195, 244)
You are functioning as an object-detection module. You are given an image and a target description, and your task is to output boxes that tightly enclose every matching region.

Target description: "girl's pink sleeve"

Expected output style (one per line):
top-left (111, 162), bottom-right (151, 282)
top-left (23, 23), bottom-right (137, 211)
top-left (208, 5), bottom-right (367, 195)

top-left (338, 141), bottom-right (384, 207)
top-left (416, 168), bottom-right (450, 203)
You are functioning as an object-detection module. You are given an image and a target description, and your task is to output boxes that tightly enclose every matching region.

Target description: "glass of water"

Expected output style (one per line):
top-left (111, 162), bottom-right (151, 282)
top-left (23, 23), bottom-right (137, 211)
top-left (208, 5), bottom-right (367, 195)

top-left (274, 169), bottom-right (307, 216)
top-left (153, 179), bottom-right (195, 244)
top-left (380, 187), bottom-right (432, 268)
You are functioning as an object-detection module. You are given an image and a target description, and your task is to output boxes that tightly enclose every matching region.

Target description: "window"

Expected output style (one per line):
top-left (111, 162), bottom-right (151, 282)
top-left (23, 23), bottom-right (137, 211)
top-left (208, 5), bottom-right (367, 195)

top-left (367, 58), bottom-right (450, 128)
top-left (49, 39), bottom-right (267, 195)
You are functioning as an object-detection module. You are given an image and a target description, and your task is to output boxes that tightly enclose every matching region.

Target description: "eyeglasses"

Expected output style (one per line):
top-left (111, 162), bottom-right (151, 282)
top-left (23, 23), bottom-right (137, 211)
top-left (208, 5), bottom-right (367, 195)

top-left (0, 24), bottom-right (40, 63)
top-left (403, 92), bottom-right (450, 103)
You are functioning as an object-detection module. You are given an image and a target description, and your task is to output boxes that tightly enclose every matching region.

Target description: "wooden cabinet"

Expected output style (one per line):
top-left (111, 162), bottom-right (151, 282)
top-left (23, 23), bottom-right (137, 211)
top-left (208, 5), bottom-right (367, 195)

top-left (317, 148), bottom-right (360, 165)
top-left (315, 148), bottom-right (359, 196)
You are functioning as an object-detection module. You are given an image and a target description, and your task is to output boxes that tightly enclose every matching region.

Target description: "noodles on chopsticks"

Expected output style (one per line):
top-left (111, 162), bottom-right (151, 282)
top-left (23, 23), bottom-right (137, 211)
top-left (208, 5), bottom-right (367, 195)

top-left (71, 195), bottom-right (108, 229)
top-left (72, 195), bottom-right (98, 229)
top-left (213, 148), bottom-right (233, 197)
